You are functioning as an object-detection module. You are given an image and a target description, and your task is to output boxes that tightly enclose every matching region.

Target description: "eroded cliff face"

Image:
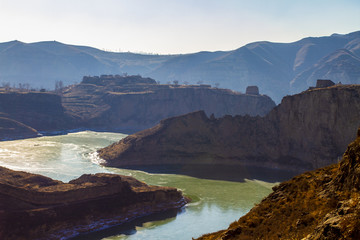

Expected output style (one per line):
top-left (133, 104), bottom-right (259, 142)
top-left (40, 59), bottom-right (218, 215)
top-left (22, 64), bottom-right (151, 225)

top-left (0, 167), bottom-right (187, 240)
top-left (99, 85), bottom-right (360, 171)
top-left (0, 75), bottom-right (275, 140)
top-left (0, 117), bottom-right (39, 140)
top-left (269, 85), bottom-right (360, 168)
top-left (62, 75), bottom-right (275, 132)
top-left (195, 129), bottom-right (360, 240)
top-left (0, 91), bottom-right (75, 139)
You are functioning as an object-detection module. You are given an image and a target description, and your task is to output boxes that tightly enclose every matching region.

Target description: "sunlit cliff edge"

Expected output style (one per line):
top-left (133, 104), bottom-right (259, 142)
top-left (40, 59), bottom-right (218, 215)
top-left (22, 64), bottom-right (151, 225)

top-left (99, 84), bottom-right (360, 171)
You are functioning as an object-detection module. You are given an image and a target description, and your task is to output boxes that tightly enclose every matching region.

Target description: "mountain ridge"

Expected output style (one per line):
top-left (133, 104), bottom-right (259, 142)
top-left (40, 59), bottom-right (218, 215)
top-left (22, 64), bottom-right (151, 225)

top-left (1, 31), bottom-right (360, 102)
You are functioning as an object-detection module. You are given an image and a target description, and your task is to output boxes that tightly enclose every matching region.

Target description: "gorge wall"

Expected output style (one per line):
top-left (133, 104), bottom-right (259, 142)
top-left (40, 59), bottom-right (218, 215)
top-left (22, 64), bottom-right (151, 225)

top-left (99, 84), bottom-right (360, 171)
top-left (196, 129), bottom-right (360, 240)
top-left (62, 75), bottom-right (276, 132)
top-left (0, 75), bottom-right (275, 140)
top-left (0, 166), bottom-right (187, 240)
top-left (0, 91), bottom-right (75, 140)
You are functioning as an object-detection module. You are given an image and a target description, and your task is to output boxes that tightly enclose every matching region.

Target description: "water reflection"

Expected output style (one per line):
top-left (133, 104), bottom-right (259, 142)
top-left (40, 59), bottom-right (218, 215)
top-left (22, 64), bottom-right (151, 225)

top-left (70, 208), bottom-right (183, 240)
top-left (118, 164), bottom-right (300, 183)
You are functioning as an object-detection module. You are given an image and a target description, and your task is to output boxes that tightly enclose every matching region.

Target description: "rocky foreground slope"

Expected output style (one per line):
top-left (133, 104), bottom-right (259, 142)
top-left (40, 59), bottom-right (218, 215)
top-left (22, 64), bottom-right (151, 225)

top-left (62, 75), bottom-right (275, 132)
top-left (0, 167), bottom-right (187, 240)
top-left (99, 84), bottom-right (360, 171)
top-left (196, 129), bottom-right (360, 240)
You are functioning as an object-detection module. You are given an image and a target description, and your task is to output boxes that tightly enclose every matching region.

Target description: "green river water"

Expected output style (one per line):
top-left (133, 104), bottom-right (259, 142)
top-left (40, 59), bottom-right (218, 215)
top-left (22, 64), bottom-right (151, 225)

top-left (0, 131), bottom-right (295, 240)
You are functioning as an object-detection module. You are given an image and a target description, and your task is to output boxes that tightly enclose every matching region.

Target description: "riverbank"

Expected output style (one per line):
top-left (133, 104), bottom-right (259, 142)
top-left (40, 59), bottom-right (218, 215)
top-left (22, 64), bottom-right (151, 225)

top-left (0, 166), bottom-right (188, 240)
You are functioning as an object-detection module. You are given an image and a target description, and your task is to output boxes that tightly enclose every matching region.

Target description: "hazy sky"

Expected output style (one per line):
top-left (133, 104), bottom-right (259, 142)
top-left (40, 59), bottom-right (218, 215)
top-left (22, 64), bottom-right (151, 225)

top-left (0, 0), bottom-right (359, 54)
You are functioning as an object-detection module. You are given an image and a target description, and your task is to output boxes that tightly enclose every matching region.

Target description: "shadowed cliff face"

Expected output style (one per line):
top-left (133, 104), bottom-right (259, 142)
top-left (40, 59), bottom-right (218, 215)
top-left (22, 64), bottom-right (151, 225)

top-left (0, 91), bottom-right (75, 139)
top-left (98, 85), bottom-right (360, 171)
top-left (196, 129), bottom-right (360, 240)
top-left (62, 76), bottom-right (275, 132)
top-left (0, 167), bottom-right (187, 240)
top-left (0, 117), bottom-right (39, 140)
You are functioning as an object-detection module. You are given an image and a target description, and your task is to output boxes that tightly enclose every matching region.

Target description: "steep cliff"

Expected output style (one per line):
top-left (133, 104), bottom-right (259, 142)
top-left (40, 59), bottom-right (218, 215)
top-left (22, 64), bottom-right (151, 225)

top-left (99, 84), bottom-right (360, 171)
top-left (196, 129), bottom-right (360, 240)
top-left (0, 117), bottom-right (39, 140)
top-left (62, 75), bottom-right (275, 132)
top-left (0, 91), bottom-right (75, 138)
top-left (0, 166), bottom-right (187, 240)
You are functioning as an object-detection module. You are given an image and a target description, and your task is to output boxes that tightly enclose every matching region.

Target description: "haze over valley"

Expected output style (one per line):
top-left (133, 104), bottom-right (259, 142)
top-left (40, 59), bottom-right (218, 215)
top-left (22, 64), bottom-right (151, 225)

top-left (1, 31), bottom-right (360, 102)
top-left (1, 0), bottom-right (360, 239)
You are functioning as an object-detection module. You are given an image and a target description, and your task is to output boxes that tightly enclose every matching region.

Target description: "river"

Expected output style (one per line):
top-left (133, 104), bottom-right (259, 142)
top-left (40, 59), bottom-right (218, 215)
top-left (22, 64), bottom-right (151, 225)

top-left (0, 131), bottom-right (295, 240)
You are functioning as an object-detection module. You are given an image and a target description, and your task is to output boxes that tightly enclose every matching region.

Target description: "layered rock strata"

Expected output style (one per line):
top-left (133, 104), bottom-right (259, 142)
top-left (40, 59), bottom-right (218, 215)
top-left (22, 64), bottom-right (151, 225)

top-left (0, 117), bottom-right (39, 140)
top-left (62, 75), bottom-right (275, 132)
top-left (0, 75), bottom-right (275, 140)
top-left (99, 84), bottom-right (360, 170)
top-left (196, 129), bottom-right (360, 240)
top-left (0, 91), bottom-right (74, 140)
top-left (0, 167), bottom-right (187, 240)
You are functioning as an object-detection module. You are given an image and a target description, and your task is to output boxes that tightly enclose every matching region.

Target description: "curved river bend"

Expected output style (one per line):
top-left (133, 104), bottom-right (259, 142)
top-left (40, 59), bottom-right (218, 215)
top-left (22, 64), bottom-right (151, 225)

top-left (0, 131), bottom-right (286, 240)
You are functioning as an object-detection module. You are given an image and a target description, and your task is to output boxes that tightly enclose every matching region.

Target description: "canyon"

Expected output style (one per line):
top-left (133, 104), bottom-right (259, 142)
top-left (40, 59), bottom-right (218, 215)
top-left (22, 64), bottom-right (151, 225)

top-left (99, 84), bottom-right (360, 171)
top-left (62, 75), bottom-right (275, 132)
top-left (0, 75), bottom-right (275, 140)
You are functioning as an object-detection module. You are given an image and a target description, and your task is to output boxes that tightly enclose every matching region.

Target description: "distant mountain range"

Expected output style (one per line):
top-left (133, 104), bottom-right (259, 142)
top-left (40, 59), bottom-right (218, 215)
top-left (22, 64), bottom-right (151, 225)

top-left (1, 31), bottom-right (359, 102)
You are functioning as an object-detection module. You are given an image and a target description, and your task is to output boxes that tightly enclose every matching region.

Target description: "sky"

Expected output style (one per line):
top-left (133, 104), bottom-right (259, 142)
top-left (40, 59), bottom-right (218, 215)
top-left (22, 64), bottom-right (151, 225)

top-left (0, 0), bottom-right (359, 54)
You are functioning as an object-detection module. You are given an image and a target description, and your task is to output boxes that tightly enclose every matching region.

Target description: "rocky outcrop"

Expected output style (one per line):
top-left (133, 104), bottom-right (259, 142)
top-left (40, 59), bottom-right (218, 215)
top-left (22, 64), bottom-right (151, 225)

top-left (0, 166), bottom-right (187, 240)
top-left (195, 129), bottom-right (360, 240)
top-left (0, 91), bottom-right (75, 139)
top-left (62, 75), bottom-right (275, 132)
top-left (99, 84), bottom-right (360, 171)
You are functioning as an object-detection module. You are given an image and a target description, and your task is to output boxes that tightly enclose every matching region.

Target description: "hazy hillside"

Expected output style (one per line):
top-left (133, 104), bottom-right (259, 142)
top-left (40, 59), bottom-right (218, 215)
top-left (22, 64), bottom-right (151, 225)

top-left (0, 40), bottom-right (175, 89)
top-left (0, 31), bottom-right (359, 102)
top-left (290, 49), bottom-right (360, 92)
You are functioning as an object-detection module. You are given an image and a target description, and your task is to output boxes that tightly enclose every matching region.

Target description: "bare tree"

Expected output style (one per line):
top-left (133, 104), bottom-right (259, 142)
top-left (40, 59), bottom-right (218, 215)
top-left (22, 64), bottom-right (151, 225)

top-left (215, 83), bottom-right (220, 88)
top-left (1, 82), bottom-right (10, 92)
top-left (55, 80), bottom-right (64, 94)
top-left (23, 83), bottom-right (30, 91)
